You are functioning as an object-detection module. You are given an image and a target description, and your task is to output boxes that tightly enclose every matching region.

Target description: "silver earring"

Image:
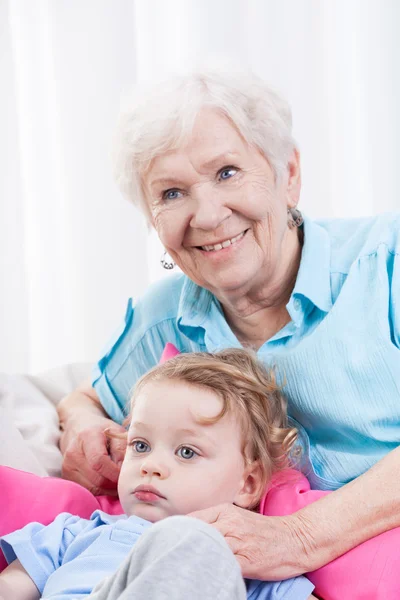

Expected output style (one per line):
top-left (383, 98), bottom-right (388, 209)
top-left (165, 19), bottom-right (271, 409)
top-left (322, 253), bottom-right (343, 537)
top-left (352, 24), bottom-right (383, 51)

top-left (160, 250), bottom-right (175, 270)
top-left (287, 207), bottom-right (303, 229)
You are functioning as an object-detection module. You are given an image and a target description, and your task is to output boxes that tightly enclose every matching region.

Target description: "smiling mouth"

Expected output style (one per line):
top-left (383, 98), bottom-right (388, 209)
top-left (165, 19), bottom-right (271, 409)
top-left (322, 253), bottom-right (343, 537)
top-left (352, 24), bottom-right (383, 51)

top-left (196, 229), bottom-right (248, 252)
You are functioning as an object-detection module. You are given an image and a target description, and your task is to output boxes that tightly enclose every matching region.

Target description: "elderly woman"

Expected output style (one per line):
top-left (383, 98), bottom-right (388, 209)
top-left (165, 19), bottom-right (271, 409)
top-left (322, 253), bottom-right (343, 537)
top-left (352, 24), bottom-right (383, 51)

top-left (58, 67), bottom-right (400, 581)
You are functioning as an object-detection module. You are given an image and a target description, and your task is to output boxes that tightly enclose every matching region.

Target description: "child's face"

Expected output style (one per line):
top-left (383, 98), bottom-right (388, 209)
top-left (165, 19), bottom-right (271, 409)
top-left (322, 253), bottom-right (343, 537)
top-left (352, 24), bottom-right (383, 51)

top-left (118, 378), bottom-right (260, 522)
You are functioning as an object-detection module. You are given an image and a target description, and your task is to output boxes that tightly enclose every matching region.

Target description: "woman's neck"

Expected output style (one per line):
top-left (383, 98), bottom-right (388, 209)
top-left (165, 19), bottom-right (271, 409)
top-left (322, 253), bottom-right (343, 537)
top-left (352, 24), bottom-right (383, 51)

top-left (218, 228), bottom-right (303, 349)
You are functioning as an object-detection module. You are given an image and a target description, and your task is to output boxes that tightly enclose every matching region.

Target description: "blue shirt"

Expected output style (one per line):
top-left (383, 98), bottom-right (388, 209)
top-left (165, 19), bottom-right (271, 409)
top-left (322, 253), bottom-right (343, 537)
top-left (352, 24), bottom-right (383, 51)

top-left (93, 213), bottom-right (400, 490)
top-left (0, 512), bottom-right (314, 600)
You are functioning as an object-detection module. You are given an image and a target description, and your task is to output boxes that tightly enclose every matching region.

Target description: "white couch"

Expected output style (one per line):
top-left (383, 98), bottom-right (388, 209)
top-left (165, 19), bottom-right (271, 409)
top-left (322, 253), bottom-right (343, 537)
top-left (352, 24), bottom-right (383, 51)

top-left (0, 364), bottom-right (92, 477)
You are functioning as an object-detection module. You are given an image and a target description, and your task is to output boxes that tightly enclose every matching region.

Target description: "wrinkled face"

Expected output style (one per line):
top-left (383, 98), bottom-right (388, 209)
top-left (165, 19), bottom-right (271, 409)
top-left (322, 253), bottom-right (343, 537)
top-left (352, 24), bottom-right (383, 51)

top-left (118, 379), bottom-right (254, 522)
top-left (144, 108), bottom-right (300, 298)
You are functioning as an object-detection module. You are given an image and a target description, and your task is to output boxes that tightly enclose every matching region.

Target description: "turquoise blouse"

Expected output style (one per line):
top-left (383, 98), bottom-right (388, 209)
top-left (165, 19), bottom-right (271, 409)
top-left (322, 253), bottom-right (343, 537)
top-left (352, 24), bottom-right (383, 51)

top-left (93, 213), bottom-right (400, 490)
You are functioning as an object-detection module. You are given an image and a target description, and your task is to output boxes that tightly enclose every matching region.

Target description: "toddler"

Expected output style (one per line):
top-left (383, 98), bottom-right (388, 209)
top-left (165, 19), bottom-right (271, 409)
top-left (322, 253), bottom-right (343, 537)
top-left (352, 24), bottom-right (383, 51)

top-left (0, 349), bottom-right (316, 600)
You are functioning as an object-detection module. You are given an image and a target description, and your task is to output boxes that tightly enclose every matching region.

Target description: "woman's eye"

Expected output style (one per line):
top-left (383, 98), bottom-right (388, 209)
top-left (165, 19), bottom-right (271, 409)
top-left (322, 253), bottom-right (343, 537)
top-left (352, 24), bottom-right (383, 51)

top-left (177, 446), bottom-right (197, 460)
top-left (218, 166), bottom-right (238, 181)
top-left (162, 189), bottom-right (182, 201)
top-left (132, 441), bottom-right (150, 453)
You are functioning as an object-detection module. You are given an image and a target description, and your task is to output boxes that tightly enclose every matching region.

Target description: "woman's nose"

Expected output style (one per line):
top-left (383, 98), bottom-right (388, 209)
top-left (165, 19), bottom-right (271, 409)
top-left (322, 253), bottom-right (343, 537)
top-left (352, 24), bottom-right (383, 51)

top-left (189, 194), bottom-right (232, 231)
top-left (140, 458), bottom-right (169, 479)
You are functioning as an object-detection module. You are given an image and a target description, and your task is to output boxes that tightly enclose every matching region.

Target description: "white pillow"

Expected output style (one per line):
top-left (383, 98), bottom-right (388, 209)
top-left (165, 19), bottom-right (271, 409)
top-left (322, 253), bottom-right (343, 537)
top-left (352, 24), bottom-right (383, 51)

top-left (0, 363), bottom-right (92, 477)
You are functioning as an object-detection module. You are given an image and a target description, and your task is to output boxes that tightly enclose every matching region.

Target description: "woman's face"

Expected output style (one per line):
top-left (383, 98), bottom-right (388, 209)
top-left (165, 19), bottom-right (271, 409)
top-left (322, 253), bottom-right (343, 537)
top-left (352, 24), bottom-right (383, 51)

top-left (144, 108), bottom-right (301, 299)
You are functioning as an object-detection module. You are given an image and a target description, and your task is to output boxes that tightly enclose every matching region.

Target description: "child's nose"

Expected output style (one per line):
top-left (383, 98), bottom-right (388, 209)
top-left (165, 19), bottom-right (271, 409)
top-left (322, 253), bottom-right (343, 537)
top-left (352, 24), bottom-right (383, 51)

top-left (140, 458), bottom-right (169, 479)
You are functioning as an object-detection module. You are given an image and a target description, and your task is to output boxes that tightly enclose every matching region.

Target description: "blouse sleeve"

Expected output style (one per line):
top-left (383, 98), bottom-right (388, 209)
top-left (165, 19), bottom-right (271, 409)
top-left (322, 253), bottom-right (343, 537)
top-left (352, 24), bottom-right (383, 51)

top-left (389, 250), bottom-right (400, 348)
top-left (92, 291), bottom-right (189, 424)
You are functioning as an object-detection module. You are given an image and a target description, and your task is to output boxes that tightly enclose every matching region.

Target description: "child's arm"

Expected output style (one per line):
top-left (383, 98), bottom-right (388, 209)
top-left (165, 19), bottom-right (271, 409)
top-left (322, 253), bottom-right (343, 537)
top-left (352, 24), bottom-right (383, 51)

top-left (0, 559), bottom-right (40, 600)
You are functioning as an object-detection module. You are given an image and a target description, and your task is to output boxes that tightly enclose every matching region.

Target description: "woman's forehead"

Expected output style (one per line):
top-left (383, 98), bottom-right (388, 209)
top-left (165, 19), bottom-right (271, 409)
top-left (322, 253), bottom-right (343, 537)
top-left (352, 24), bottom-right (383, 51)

top-left (147, 150), bottom-right (242, 188)
top-left (144, 111), bottom-right (248, 183)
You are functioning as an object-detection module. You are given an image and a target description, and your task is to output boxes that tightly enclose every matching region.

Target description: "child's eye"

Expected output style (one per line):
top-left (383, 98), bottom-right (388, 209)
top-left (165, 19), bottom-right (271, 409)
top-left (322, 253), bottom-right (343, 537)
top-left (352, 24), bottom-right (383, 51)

top-left (176, 446), bottom-right (198, 460)
top-left (131, 440), bottom-right (150, 453)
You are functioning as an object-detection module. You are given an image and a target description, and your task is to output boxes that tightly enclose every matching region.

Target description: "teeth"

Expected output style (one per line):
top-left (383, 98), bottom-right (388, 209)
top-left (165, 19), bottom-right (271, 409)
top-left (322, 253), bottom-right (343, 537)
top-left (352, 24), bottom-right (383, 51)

top-left (201, 231), bottom-right (245, 252)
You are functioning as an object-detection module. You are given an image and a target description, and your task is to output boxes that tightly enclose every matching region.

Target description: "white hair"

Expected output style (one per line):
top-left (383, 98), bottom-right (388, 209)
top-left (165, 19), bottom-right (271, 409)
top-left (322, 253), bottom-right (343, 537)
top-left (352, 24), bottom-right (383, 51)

top-left (113, 66), bottom-right (296, 220)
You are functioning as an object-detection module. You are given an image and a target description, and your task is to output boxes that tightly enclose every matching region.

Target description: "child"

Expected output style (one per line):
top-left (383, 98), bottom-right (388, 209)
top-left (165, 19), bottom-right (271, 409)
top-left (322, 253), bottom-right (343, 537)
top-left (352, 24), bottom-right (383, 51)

top-left (0, 349), bottom-right (316, 600)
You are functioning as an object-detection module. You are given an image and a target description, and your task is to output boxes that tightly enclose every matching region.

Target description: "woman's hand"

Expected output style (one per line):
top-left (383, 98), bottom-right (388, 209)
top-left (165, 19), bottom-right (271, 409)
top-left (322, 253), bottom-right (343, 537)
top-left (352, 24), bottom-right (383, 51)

top-left (58, 382), bottom-right (128, 496)
top-left (193, 446), bottom-right (400, 581)
top-left (189, 503), bottom-right (312, 580)
top-left (61, 417), bottom-right (127, 495)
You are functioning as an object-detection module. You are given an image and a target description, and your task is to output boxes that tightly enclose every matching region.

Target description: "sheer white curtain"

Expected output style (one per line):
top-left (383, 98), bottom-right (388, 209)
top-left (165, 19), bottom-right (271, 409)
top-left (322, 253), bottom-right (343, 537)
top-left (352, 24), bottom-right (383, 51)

top-left (1, 0), bottom-right (399, 374)
top-left (1, 0), bottom-right (148, 374)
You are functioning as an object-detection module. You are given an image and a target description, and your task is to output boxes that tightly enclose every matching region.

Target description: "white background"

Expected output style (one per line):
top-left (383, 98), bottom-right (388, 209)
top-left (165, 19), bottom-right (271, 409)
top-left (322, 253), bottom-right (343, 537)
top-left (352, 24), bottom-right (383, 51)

top-left (1, 0), bottom-right (399, 373)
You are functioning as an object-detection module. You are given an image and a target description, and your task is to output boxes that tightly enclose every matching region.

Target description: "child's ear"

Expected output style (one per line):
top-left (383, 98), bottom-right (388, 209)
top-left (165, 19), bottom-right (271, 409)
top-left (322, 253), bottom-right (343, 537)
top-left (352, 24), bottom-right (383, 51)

top-left (234, 461), bottom-right (264, 509)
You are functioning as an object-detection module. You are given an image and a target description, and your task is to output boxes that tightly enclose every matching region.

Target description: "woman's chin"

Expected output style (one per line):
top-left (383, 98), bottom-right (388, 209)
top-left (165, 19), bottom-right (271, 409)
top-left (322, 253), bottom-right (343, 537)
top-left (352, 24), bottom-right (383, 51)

top-left (205, 268), bottom-right (259, 297)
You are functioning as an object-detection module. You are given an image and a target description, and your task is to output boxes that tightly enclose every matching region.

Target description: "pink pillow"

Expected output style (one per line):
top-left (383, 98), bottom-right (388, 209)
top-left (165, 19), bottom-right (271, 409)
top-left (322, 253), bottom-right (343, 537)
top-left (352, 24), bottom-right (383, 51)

top-left (261, 470), bottom-right (400, 599)
top-left (160, 342), bottom-right (181, 363)
top-left (0, 466), bottom-right (122, 572)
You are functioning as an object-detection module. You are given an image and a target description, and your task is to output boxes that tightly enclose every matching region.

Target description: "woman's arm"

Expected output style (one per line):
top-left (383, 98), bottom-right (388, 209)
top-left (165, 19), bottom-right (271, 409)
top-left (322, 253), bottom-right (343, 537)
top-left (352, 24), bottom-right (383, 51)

top-left (0, 560), bottom-right (40, 600)
top-left (57, 379), bottom-right (108, 450)
top-left (290, 444), bottom-right (400, 571)
top-left (57, 380), bottom-right (127, 495)
top-left (191, 444), bottom-right (400, 580)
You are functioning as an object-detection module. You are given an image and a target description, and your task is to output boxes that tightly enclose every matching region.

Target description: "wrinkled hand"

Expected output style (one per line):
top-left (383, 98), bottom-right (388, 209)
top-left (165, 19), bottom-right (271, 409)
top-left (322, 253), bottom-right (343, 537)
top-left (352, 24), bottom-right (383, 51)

top-left (189, 503), bottom-right (311, 580)
top-left (61, 419), bottom-right (127, 496)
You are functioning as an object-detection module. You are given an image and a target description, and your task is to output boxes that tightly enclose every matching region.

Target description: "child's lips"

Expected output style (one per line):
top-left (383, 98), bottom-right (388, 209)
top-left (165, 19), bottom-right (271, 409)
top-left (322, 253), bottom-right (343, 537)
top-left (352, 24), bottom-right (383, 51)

top-left (134, 490), bottom-right (164, 503)
top-left (133, 485), bottom-right (166, 502)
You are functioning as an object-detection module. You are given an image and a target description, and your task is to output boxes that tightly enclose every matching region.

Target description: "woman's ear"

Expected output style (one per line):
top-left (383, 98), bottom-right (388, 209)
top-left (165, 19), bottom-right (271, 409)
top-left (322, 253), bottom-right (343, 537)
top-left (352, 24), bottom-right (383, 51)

top-left (234, 461), bottom-right (264, 509)
top-left (286, 148), bottom-right (301, 209)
